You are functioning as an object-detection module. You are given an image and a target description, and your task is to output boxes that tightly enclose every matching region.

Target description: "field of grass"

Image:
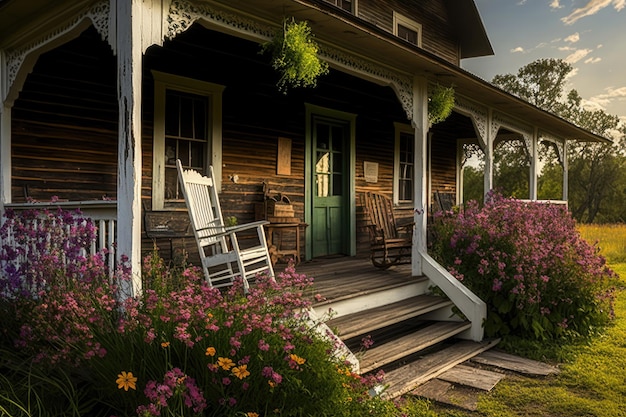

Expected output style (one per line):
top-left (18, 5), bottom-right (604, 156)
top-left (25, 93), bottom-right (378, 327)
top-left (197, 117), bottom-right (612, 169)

top-left (578, 223), bottom-right (626, 264)
top-left (433, 224), bottom-right (626, 417)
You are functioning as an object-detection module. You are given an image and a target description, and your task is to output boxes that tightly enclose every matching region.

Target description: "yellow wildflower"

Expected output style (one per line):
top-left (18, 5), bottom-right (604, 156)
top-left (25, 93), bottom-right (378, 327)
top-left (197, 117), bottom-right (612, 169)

top-left (290, 354), bottom-right (306, 365)
top-left (161, 341), bottom-right (170, 348)
top-left (246, 413), bottom-right (259, 417)
top-left (116, 371), bottom-right (137, 391)
top-left (217, 357), bottom-right (235, 370)
top-left (205, 346), bottom-right (216, 357)
top-left (232, 364), bottom-right (250, 380)
top-left (268, 380), bottom-right (276, 388)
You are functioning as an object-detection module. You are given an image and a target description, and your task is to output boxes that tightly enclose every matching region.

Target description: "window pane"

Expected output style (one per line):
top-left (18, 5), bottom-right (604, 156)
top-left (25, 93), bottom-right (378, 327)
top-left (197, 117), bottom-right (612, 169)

top-left (180, 96), bottom-right (193, 138)
top-left (190, 142), bottom-right (204, 170)
top-left (331, 126), bottom-right (344, 152)
top-left (194, 98), bottom-right (207, 140)
top-left (333, 173), bottom-right (343, 196)
top-left (332, 152), bottom-right (343, 174)
top-left (165, 167), bottom-right (178, 200)
top-left (316, 174), bottom-right (329, 197)
top-left (316, 151), bottom-right (330, 174)
top-left (165, 92), bottom-right (179, 137)
top-left (398, 131), bottom-right (414, 202)
top-left (166, 138), bottom-right (178, 165)
top-left (398, 24), bottom-right (418, 44)
top-left (317, 124), bottom-right (329, 150)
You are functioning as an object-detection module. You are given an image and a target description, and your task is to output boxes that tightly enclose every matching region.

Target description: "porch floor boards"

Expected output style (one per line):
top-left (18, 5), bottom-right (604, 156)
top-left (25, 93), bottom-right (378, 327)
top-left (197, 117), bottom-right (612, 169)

top-left (293, 255), bottom-right (421, 305)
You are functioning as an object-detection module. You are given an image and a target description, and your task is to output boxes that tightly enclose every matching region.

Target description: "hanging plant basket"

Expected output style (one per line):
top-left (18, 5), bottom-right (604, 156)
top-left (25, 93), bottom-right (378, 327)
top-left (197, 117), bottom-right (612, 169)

top-left (261, 17), bottom-right (329, 94)
top-left (428, 84), bottom-right (455, 125)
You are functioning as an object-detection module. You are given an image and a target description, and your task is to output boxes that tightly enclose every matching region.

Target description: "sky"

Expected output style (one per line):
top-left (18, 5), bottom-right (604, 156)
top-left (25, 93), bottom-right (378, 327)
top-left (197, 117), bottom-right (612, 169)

top-left (462, 0), bottom-right (626, 125)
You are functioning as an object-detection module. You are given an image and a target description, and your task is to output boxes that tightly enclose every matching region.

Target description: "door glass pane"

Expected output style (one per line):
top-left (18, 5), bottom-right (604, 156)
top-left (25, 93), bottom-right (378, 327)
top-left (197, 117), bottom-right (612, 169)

top-left (331, 126), bottom-right (343, 152)
top-left (317, 124), bottom-right (329, 150)
top-left (332, 151), bottom-right (343, 174)
top-left (332, 173), bottom-right (343, 196)
top-left (316, 174), bottom-right (329, 197)
top-left (316, 151), bottom-right (330, 174)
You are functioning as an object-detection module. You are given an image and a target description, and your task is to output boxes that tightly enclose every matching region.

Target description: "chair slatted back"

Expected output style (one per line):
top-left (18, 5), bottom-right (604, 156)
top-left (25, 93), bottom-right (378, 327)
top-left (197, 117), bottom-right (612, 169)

top-left (364, 192), bottom-right (399, 240)
top-left (176, 162), bottom-right (227, 250)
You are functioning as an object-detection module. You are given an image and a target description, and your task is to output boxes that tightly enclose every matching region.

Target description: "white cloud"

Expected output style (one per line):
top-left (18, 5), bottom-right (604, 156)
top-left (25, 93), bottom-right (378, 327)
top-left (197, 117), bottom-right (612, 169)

top-left (510, 46), bottom-right (525, 53)
top-left (559, 46), bottom-right (575, 51)
top-left (586, 86), bottom-right (626, 112)
top-left (550, 0), bottom-right (563, 9)
top-left (584, 57), bottom-right (602, 64)
top-left (564, 32), bottom-right (580, 43)
top-left (564, 48), bottom-right (592, 63)
top-left (562, 0), bottom-right (624, 25)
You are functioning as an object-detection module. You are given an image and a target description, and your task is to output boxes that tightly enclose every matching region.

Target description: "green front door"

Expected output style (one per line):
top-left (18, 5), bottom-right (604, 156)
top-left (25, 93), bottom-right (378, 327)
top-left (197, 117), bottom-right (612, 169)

top-left (311, 117), bottom-right (349, 257)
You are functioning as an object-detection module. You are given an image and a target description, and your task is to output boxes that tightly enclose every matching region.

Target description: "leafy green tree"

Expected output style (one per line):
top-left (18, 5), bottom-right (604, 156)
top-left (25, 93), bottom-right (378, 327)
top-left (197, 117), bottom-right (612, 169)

top-left (492, 58), bottom-right (572, 113)
top-left (492, 59), bottom-right (626, 223)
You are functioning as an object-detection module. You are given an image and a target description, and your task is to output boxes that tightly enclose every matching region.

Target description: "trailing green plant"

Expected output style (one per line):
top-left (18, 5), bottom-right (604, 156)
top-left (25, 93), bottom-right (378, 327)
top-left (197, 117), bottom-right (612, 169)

top-left (262, 17), bottom-right (329, 94)
top-left (430, 192), bottom-right (617, 341)
top-left (428, 83), bottom-right (455, 125)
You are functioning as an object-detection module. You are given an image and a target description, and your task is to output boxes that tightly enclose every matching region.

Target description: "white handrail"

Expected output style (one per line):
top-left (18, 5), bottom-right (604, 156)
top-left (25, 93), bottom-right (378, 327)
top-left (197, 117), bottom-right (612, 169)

top-left (420, 251), bottom-right (486, 341)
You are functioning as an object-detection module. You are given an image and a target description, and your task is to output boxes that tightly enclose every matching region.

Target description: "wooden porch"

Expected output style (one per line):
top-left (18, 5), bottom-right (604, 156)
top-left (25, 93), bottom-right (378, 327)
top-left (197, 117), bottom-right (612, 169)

top-left (289, 255), bottom-right (498, 400)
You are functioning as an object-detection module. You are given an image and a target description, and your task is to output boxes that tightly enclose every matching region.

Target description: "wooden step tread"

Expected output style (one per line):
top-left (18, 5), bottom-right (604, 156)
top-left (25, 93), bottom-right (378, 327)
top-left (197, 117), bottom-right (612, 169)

top-left (381, 339), bottom-right (500, 400)
top-left (359, 321), bottom-right (472, 374)
top-left (312, 276), bottom-right (428, 307)
top-left (326, 295), bottom-right (453, 340)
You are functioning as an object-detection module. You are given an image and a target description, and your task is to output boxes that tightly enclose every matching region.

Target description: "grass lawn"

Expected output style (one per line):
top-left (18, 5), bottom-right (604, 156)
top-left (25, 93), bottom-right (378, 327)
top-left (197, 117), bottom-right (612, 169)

top-left (431, 224), bottom-right (626, 417)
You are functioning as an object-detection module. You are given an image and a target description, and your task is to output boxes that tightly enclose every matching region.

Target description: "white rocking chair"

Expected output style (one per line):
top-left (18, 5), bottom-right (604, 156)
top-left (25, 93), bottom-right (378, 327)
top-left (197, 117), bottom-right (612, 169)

top-left (176, 160), bottom-right (274, 290)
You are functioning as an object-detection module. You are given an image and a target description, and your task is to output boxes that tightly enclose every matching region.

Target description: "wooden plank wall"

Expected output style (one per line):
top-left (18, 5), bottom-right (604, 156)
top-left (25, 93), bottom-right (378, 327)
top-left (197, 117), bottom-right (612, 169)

top-left (11, 21), bottom-right (467, 264)
top-left (357, 0), bottom-right (459, 65)
top-left (11, 26), bottom-right (118, 203)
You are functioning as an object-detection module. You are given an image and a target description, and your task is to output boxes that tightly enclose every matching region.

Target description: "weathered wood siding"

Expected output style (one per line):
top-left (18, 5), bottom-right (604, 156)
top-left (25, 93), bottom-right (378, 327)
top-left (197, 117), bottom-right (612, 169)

top-left (10, 20), bottom-right (468, 263)
top-left (11, 27), bottom-right (118, 203)
top-left (357, 0), bottom-right (459, 65)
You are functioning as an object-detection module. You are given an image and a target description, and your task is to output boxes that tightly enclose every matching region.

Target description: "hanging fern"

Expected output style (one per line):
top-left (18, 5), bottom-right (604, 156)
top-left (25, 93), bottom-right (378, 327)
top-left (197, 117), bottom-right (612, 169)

top-left (262, 17), bottom-right (329, 94)
top-left (428, 84), bottom-right (455, 125)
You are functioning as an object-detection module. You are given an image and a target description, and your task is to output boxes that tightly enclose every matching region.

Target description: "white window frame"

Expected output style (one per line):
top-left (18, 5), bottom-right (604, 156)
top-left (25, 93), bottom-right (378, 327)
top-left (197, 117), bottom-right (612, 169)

top-left (393, 122), bottom-right (415, 205)
top-left (151, 71), bottom-right (224, 210)
top-left (393, 11), bottom-right (422, 47)
top-left (324, 0), bottom-right (358, 14)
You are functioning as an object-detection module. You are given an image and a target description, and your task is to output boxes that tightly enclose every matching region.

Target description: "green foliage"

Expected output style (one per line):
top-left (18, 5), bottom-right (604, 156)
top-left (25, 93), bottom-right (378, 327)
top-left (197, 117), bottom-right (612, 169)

top-left (262, 17), bottom-right (329, 94)
top-left (428, 84), bottom-right (455, 125)
top-left (492, 58), bottom-right (626, 223)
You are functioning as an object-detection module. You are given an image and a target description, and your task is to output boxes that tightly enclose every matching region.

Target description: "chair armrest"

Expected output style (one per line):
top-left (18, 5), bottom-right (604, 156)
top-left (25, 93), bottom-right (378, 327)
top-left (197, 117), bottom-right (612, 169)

top-left (225, 220), bottom-right (269, 233)
top-left (195, 220), bottom-right (268, 238)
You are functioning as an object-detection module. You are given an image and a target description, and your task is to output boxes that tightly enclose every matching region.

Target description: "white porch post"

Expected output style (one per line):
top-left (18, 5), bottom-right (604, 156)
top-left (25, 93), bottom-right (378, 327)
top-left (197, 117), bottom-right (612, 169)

top-left (0, 50), bottom-right (10, 211)
top-left (529, 127), bottom-right (539, 200)
top-left (116, 0), bottom-right (143, 297)
top-left (483, 109), bottom-right (494, 198)
top-left (411, 75), bottom-right (428, 276)
top-left (562, 140), bottom-right (569, 201)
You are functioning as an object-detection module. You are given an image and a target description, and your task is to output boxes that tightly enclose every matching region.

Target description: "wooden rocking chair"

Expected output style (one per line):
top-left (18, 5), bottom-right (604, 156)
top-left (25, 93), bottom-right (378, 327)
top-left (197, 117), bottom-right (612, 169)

top-left (176, 160), bottom-right (274, 290)
top-left (363, 192), bottom-right (413, 269)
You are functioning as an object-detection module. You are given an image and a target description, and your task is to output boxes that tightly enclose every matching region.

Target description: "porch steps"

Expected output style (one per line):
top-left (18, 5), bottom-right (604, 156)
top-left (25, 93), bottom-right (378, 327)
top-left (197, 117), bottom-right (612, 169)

top-left (313, 277), bottom-right (497, 401)
top-left (358, 321), bottom-right (472, 374)
top-left (325, 294), bottom-right (454, 340)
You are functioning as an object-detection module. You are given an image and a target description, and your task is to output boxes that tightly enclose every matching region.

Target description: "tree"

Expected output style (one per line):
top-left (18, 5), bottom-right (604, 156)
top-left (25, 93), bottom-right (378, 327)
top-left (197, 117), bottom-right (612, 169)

top-left (492, 58), bottom-right (572, 113)
top-left (492, 58), bottom-right (626, 223)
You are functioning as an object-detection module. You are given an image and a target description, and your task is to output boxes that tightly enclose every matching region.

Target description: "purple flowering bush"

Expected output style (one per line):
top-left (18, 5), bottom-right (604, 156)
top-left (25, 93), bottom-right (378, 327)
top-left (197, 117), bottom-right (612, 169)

top-left (430, 193), bottom-right (617, 340)
top-left (0, 208), bottom-right (435, 417)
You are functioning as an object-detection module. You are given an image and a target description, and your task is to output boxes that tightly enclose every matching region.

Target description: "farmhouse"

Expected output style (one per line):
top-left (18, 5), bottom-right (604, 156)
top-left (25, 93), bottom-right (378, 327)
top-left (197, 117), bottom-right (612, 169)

top-left (0, 0), bottom-right (606, 397)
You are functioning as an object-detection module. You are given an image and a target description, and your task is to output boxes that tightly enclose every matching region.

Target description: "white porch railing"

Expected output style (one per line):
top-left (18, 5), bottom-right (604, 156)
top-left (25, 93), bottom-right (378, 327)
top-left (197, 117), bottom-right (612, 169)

top-left (2, 201), bottom-right (118, 275)
top-left (420, 251), bottom-right (486, 342)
